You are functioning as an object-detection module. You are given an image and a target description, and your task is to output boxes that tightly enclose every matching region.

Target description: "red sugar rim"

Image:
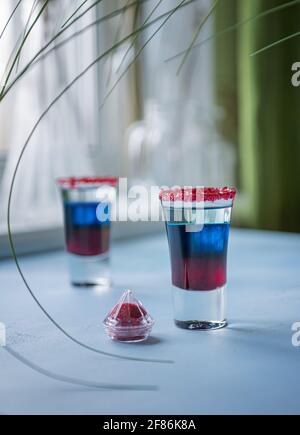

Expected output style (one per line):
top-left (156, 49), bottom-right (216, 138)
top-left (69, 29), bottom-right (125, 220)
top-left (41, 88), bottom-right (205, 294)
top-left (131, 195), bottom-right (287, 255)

top-left (57, 176), bottom-right (118, 188)
top-left (159, 187), bottom-right (237, 202)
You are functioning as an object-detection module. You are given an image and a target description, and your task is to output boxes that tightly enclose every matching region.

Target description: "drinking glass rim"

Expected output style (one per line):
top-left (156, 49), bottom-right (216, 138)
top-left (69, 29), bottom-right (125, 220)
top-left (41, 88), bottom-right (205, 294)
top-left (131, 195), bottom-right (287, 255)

top-left (159, 186), bottom-right (237, 203)
top-left (56, 176), bottom-right (118, 189)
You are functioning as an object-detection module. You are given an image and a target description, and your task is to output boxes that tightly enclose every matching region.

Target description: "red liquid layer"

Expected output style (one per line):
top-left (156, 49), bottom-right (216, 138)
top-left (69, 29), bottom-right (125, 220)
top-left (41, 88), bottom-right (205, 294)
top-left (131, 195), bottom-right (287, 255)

top-left (66, 225), bottom-right (110, 256)
top-left (170, 255), bottom-right (227, 291)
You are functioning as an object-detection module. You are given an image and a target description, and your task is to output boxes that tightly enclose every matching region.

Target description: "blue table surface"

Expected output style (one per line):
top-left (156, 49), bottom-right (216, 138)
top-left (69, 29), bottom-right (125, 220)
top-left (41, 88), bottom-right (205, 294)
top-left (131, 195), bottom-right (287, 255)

top-left (0, 229), bottom-right (300, 415)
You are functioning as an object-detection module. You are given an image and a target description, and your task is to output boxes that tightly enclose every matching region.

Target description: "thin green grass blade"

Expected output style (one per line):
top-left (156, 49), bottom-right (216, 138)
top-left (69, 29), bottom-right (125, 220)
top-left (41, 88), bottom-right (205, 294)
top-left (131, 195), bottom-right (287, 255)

top-left (251, 30), bottom-right (300, 56)
top-left (176, 0), bottom-right (219, 75)
top-left (0, 0), bottom-right (150, 88)
top-left (16, 0), bottom-right (39, 72)
top-left (115, 0), bottom-right (164, 75)
top-left (63, 0), bottom-right (106, 29)
top-left (1, 31), bottom-right (25, 86)
top-left (106, 0), bottom-right (132, 86)
top-left (0, 0), bottom-right (192, 101)
top-left (99, 0), bottom-right (191, 110)
top-left (1, 0), bottom-right (50, 97)
top-left (0, 0), bottom-right (22, 41)
top-left (165, 0), bottom-right (300, 63)
top-left (2, 0), bottom-right (104, 95)
top-left (32, 0), bottom-right (150, 70)
top-left (61, 0), bottom-right (89, 28)
top-left (0, 0), bottom-right (150, 100)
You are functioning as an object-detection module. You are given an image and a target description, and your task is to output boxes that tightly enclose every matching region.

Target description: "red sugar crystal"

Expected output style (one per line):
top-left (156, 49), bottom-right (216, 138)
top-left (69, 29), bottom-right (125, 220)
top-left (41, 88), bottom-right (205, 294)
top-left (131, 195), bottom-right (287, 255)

top-left (57, 176), bottom-right (118, 189)
top-left (111, 303), bottom-right (147, 327)
top-left (159, 186), bottom-right (237, 203)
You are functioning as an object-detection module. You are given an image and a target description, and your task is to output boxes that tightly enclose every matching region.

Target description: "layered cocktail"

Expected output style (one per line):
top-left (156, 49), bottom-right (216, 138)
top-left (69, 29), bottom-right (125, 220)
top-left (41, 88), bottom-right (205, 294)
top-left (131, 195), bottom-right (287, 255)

top-left (160, 187), bottom-right (236, 330)
top-left (57, 177), bottom-right (117, 287)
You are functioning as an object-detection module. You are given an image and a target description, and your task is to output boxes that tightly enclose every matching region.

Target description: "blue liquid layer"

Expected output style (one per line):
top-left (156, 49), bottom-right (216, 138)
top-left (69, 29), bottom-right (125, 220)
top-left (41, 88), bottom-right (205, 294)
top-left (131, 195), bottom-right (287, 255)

top-left (64, 201), bottom-right (110, 226)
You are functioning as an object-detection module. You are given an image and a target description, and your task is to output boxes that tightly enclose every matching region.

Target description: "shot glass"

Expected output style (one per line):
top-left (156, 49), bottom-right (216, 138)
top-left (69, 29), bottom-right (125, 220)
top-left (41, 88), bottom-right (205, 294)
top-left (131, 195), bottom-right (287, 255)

top-left (160, 187), bottom-right (236, 330)
top-left (57, 177), bottom-right (118, 287)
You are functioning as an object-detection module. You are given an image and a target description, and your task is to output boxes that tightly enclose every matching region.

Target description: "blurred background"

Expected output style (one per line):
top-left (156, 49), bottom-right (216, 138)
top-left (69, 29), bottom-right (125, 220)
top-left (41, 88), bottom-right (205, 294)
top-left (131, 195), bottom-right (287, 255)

top-left (0, 0), bottom-right (300, 257)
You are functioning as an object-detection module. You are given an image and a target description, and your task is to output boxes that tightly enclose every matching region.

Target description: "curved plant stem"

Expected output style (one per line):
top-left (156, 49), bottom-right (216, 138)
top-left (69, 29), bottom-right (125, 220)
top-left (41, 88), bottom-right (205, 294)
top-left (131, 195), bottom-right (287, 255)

top-left (31, 1), bottom-right (148, 69)
top-left (61, 0), bottom-right (89, 28)
top-left (6, 0), bottom-right (199, 364)
top-left (7, 208), bottom-right (173, 364)
top-left (0, 0), bottom-right (152, 101)
top-left (7, 6), bottom-right (205, 364)
top-left (1, 30), bottom-right (24, 87)
top-left (165, 0), bottom-right (300, 64)
top-left (115, 0), bottom-right (164, 75)
top-left (176, 0), bottom-right (219, 75)
top-left (99, 0), bottom-right (191, 110)
top-left (0, 0), bottom-right (22, 41)
top-left (1, 0), bottom-right (50, 98)
top-left (106, 0), bottom-right (132, 86)
top-left (16, 0), bottom-right (39, 72)
top-left (251, 29), bottom-right (300, 56)
top-left (62, 0), bottom-right (106, 30)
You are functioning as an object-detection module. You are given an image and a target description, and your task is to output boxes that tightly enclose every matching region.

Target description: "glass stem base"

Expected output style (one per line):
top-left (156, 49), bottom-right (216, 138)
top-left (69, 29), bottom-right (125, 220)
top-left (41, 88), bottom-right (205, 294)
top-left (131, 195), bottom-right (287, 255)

top-left (67, 252), bottom-right (111, 288)
top-left (172, 285), bottom-right (227, 331)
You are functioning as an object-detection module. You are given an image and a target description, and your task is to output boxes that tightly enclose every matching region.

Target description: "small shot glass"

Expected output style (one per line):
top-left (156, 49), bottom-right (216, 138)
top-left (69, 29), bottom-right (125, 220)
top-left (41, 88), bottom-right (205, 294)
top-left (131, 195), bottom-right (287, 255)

top-left (160, 186), bottom-right (236, 330)
top-left (57, 176), bottom-right (118, 288)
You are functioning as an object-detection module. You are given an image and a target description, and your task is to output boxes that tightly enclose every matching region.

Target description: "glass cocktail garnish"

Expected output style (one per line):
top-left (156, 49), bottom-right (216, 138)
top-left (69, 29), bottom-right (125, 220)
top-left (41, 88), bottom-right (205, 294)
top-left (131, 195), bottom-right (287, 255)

top-left (103, 290), bottom-right (154, 342)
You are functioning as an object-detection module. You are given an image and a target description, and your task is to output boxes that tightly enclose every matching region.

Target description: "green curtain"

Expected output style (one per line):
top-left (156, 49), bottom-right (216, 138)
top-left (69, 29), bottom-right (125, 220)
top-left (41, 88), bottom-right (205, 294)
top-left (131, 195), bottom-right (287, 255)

top-left (215, 0), bottom-right (239, 149)
top-left (215, 0), bottom-right (300, 232)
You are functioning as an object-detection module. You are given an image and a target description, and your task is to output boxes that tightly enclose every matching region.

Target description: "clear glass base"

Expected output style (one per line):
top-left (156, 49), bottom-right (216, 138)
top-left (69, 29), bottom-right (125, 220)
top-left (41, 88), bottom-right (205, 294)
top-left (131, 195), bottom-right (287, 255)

top-left (68, 252), bottom-right (111, 288)
top-left (105, 330), bottom-right (152, 343)
top-left (175, 319), bottom-right (227, 330)
top-left (172, 285), bottom-right (227, 331)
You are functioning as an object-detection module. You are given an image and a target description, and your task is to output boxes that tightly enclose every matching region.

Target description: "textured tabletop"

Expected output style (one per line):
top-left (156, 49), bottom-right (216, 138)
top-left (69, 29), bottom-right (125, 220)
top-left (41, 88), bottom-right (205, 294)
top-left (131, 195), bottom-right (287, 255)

top-left (0, 229), bottom-right (300, 415)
